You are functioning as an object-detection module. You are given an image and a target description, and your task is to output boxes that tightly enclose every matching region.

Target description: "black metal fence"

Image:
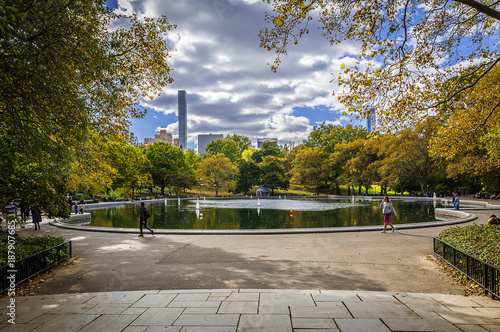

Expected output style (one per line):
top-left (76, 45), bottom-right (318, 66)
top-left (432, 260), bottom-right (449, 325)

top-left (434, 237), bottom-right (499, 299)
top-left (0, 241), bottom-right (72, 293)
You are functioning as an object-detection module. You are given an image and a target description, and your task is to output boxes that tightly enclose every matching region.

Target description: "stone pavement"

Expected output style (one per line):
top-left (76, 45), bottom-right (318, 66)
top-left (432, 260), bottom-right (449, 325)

top-left (0, 289), bottom-right (499, 331)
top-left (1, 199), bottom-right (499, 331)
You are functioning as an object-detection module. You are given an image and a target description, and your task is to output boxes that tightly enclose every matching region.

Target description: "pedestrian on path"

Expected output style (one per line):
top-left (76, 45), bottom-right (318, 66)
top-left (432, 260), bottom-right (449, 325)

top-left (453, 192), bottom-right (460, 210)
top-left (380, 196), bottom-right (397, 233)
top-left (138, 202), bottom-right (154, 237)
top-left (31, 204), bottom-right (42, 230)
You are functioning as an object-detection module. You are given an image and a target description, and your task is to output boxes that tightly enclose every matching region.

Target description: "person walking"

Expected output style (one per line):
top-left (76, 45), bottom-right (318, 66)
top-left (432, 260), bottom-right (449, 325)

top-left (138, 202), bottom-right (154, 237)
top-left (453, 192), bottom-right (460, 210)
top-left (31, 205), bottom-right (42, 230)
top-left (380, 196), bottom-right (397, 233)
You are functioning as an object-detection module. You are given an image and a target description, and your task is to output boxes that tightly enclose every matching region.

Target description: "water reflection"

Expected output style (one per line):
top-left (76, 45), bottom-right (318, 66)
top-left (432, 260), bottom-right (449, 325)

top-left (87, 198), bottom-right (449, 230)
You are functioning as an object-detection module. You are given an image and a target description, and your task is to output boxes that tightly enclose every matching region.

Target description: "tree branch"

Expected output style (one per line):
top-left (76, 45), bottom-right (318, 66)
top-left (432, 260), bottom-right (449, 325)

top-left (454, 0), bottom-right (500, 21)
top-left (464, 99), bottom-right (500, 135)
top-left (433, 56), bottom-right (500, 108)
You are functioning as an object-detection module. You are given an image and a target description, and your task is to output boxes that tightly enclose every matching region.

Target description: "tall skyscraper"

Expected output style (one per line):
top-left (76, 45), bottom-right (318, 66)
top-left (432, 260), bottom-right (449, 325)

top-left (178, 90), bottom-right (187, 150)
top-left (366, 107), bottom-right (376, 133)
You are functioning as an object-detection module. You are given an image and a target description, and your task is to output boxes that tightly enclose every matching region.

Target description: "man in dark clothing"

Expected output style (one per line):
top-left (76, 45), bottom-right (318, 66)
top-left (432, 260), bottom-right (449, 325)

top-left (138, 202), bottom-right (154, 237)
top-left (31, 205), bottom-right (42, 230)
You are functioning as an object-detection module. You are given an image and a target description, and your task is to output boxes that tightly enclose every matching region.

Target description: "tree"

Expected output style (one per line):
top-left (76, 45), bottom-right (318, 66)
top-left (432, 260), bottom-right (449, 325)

top-left (329, 140), bottom-right (364, 196)
top-left (260, 156), bottom-right (289, 195)
top-left (185, 149), bottom-right (202, 172)
top-left (252, 141), bottom-right (283, 163)
top-left (260, 1), bottom-right (500, 133)
top-left (291, 147), bottom-right (327, 195)
top-left (198, 154), bottom-right (237, 197)
top-left (234, 160), bottom-right (261, 195)
top-left (241, 147), bottom-right (255, 161)
top-left (68, 134), bottom-right (115, 196)
top-left (0, 0), bottom-right (175, 214)
top-left (397, 123), bottom-right (439, 194)
top-left (144, 142), bottom-right (189, 196)
top-left (303, 123), bottom-right (368, 154)
top-left (0, 133), bottom-right (72, 217)
top-left (226, 134), bottom-right (252, 156)
top-left (429, 65), bottom-right (500, 183)
top-left (103, 139), bottom-right (151, 195)
top-left (205, 139), bottom-right (241, 162)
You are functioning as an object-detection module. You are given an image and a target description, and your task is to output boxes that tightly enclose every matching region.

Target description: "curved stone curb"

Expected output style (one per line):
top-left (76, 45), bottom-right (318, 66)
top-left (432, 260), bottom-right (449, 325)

top-left (49, 209), bottom-right (477, 235)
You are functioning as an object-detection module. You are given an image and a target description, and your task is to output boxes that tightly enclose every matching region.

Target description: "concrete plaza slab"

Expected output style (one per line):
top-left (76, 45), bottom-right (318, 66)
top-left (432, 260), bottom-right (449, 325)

top-left (0, 290), bottom-right (498, 331)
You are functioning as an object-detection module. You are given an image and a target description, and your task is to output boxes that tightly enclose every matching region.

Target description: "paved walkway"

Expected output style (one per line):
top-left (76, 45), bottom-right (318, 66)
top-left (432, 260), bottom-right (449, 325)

top-left (1, 289), bottom-right (499, 331)
top-left (1, 200), bottom-right (499, 330)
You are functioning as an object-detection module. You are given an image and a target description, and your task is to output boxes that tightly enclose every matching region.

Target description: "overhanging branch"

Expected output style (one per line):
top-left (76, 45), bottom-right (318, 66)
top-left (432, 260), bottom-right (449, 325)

top-left (454, 0), bottom-right (500, 21)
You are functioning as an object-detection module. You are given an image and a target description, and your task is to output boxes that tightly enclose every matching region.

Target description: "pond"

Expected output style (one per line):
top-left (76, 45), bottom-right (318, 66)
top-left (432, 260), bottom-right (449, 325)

top-left (85, 198), bottom-right (453, 230)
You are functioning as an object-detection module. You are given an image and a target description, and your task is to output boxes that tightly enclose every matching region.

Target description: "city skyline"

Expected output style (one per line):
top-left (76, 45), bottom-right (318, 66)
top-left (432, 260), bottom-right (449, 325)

top-left (113, 0), bottom-right (365, 150)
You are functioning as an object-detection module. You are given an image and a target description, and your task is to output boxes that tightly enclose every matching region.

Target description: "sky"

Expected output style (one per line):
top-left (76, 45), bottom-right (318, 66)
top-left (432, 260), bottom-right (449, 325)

top-left (110, 0), bottom-right (365, 151)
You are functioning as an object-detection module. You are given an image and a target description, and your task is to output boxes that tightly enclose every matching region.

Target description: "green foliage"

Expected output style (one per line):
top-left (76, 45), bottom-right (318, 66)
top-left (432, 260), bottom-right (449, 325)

top-left (302, 123), bottom-right (369, 155)
top-left (103, 138), bottom-right (151, 193)
top-left (198, 153), bottom-right (237, 197)
top-left (144, 142), bottom-right (193, 195)
top-left (205, 139), bottom-right (240, 162)
top-left (260, 156), bottom-right (289, 195)
top-left (0, 0), bottom-right (175, 216)
top-left (251, 141), bottom-right (283, 163)
top-left (291, 147), bottom-right (327, 194)
top-left (234, 160), bottom-right (261, 195)
top-left (0, 235), bottom-right (68, 266)
top-left (438, 224), bottom-right (500, 269)
top-left (226, 134), bottom-right (252, 156)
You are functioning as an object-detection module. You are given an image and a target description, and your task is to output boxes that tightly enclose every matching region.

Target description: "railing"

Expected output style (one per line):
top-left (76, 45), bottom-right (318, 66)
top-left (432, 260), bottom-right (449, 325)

top-left (434, 238), bottom-right (499, 299)
top-left (0, 241), bottom-right (72, 293)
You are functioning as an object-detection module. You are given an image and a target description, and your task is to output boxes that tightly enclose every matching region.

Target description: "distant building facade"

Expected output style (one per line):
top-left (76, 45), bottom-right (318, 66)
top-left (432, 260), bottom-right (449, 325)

top-left (198, 134), bottom-right (224, 156)
top-left (125, 128), bottom-right (139, 146)
top-left (143, 129), bottom-right (174, 147)
top-left (257, 138), bottom-right (278, 149)
top-left (178, 90), bottom-right (187, 150)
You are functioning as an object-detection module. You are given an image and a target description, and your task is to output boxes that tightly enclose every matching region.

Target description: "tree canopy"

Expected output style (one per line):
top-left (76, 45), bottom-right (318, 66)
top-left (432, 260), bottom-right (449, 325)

top-left (0, 0), bottom-right (175, 211)
top-left (205, 138), bottom-right (241, 162)
top-left (144, 142), bottom-right (190, 196)
top-left (260, 0), bottom-right (500, 133)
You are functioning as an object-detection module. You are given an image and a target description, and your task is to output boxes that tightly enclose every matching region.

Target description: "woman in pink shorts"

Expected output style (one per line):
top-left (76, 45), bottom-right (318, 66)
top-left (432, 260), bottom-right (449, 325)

top-left (380, 196), bottom-right (398, 233)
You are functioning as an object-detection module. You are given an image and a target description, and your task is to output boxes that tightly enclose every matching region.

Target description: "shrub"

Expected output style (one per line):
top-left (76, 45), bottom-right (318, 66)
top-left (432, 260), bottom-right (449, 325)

top-left (0, 235), bottom-right (68, 266)
top-left (438, 224), bottom-right (500, 269)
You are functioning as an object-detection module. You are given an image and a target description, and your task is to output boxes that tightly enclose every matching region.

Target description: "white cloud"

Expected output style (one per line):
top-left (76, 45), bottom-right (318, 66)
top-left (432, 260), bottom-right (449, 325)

top-left (123, 0), bottom-right (362, 147)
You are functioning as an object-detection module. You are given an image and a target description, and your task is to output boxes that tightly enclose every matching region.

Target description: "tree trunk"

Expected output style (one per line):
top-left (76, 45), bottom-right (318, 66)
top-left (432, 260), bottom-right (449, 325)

top-left (215, 185), bottom-right (219, 197)
top-left (347, 186), bottom-right (351, 196)
top-left (335, 183), bottom-right (341, 195)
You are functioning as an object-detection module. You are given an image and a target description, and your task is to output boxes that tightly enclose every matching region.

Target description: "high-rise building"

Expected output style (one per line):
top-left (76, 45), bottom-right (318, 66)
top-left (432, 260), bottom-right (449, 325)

top-left (178, 90), bottom-right (187, 150)
top-left (198, 134), bottom-right (224, 156)
top-left (366, 107), bottom-right (377, 133)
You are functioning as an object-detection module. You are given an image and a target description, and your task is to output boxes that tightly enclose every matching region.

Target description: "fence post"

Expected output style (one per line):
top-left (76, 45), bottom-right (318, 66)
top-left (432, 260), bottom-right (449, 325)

top-left (483, 262), bottom-right (488, 297)
top-left (0, 241), bottom-right (72, 293)
top-left (433, 238), bottom-right (499, 299)
top-left (466, 255), bottom-right (470, 280)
